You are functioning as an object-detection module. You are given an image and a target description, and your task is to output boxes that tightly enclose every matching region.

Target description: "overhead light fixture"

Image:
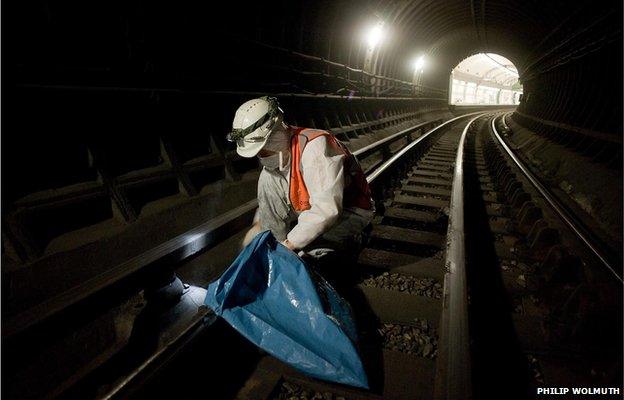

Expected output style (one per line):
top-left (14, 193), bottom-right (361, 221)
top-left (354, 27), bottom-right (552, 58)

top-left (366, 21), bottom-right (384, 49)
top-left (413, 55), bottom-right (425, 72)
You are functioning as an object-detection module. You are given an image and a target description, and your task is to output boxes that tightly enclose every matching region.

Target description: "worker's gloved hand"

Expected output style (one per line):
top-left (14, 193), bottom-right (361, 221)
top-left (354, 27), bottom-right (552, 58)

top-left (281, 239), bottom-right (297, 251)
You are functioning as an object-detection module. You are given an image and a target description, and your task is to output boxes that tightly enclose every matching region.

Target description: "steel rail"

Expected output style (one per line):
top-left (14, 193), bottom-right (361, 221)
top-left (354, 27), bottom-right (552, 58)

top-left (352, 119), bottom-right (442, 160)
top-left (99, 309), bottom-right (215, 400)
top-left (433, 113), bottom-right (485, 400)
top-left (501, 112), bottom-right (510, 129)
top-left (491, 118), bottom-right (623, 283)
top-left (367, 112), bottom-right (485, 183)
top-left (490, 116), bottom-right (622, 283)
top-left (3, 200), bottom-right (258, 338)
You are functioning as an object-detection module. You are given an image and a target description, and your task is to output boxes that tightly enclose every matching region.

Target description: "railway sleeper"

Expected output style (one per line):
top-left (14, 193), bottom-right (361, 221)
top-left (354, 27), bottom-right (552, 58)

top-left (488, 215), bottom-right (513, 234)
top-left (398, 185), bottom-right (450, 197)
top-left (382, 206), bottom-right (442, 223)
top-left (379, 214), bottom-right (447, 233)
top-left (401, 177), bottom-right (452, 188)
top-left (391, 194), bottom-right (448, 210)
top-left (516, 202), bottom-right (544, 234)
top-left (423, 155), bottom-right (455, 162)
top-left (370, 225), bottom-right (445, 248)
top-left (419, 159), bottom-right (454, 166)
top-left (357, 248), bottom-right (444, 280)
top-left (408, 170), bottom-right (452, 179)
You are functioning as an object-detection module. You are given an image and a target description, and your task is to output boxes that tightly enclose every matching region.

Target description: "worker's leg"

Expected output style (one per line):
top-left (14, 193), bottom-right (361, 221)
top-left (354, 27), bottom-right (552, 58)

top-left (320, 208), bottom-right (373, 251)
top-left (303, 209), bottom-right (374, 291)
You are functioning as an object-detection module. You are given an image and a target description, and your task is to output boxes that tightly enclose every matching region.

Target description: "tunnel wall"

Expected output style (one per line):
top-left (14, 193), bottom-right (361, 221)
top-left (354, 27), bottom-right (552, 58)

top-left (517, 40), bottom-right (622, 138)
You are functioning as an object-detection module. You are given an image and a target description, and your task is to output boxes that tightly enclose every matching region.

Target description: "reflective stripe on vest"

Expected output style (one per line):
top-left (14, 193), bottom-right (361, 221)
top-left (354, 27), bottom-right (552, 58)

top-left (289, 128), bottom-right (373, 212)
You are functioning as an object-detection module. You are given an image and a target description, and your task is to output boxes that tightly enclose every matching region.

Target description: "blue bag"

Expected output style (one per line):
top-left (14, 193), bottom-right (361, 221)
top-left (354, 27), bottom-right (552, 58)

top-left (204, 230), bottom-right (369, 388)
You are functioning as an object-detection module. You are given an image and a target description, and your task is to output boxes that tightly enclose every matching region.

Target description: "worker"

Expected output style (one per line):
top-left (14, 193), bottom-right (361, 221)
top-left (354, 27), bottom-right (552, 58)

top-left (228, 97), bottom-right (374, 278)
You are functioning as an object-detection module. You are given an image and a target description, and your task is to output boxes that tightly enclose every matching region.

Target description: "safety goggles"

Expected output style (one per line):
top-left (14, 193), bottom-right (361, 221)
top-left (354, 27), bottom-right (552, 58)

top-left (227, 96), bottom-right (281, 145)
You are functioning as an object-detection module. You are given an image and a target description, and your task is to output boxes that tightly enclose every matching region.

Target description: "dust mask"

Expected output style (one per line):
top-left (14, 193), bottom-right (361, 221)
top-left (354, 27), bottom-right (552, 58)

top-left (259, 127), bottom-right (291, 171)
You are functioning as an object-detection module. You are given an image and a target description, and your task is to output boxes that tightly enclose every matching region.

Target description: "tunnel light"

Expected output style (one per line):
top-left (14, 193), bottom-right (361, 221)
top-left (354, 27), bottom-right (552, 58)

top-left (413, 55), bottom-right (425, 72)
top-left (366, 22), bottom-right (384, 49)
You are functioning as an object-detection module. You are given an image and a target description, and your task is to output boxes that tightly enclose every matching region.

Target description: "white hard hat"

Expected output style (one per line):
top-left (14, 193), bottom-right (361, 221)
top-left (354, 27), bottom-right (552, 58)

top-left (228, 97), bottom-right (283, 158)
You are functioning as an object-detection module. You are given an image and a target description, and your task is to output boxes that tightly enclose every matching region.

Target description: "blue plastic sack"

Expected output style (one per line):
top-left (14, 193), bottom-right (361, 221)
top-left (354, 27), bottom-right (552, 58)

top-left (204, 230), bottom-right (368, 388)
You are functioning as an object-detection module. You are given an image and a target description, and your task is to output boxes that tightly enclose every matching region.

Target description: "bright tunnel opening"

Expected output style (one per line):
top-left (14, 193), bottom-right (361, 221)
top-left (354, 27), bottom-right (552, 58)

top-left (449, 53), bottom-right (523, 106)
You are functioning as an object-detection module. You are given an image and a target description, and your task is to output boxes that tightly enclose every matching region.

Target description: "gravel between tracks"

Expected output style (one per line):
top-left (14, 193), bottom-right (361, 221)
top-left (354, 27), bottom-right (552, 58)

top-left (361, 272), bottom-right (443, 299)
top-left (270, 381), bottom-right (346, 400)
top-left (378, 319), bottom-right (438, 358)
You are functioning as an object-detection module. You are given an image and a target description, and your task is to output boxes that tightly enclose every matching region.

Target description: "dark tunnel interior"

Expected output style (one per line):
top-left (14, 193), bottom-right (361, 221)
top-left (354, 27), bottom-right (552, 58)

top-left (1, 1), bottom-right (622, 399)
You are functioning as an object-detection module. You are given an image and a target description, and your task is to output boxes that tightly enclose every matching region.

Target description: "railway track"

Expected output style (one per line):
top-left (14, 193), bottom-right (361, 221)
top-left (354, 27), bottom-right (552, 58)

top-left (10, 111), bottom-right (621, 399)
top-left (466, 115), bottom-right (622, 397)
top-left (92, 114), bottom-right (482, 400)
top-left (123, 112), bottom-right (619, 400)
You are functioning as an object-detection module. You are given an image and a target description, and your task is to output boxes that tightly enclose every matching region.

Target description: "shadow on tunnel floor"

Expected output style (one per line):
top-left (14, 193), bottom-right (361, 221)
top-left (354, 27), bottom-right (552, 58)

top-left (464, 138), bottom-right (532, 399)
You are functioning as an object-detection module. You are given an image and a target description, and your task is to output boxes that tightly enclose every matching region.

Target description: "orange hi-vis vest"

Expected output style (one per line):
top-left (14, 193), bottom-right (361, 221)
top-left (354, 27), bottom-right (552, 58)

top-left (289, 127), bottom-right (373, 212)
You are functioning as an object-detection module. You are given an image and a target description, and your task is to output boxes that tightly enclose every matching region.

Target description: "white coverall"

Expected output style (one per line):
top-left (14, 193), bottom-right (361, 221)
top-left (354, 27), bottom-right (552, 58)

top-left (256, 136), bottom-right (374, 253)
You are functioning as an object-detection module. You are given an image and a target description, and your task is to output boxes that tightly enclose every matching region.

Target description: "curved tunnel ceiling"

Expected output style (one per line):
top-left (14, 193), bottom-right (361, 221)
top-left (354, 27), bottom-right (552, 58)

top-left (364, 0), bottom-right (614, 80)
top-left (316, 0), bottom-right (621, 134)
top-left (198, 0), bottom-right (618, 135)
top-left (453, 53), bottom-right (520, 87)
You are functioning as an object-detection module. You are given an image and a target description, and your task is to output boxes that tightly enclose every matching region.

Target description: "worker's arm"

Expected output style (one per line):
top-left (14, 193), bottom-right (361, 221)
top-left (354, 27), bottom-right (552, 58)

top-left (257, 168), bottom-right (292, 242)
top-left (241, 209), bottom-right (262, 249)
top-left (286, 137), bottom-right (344, 249)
